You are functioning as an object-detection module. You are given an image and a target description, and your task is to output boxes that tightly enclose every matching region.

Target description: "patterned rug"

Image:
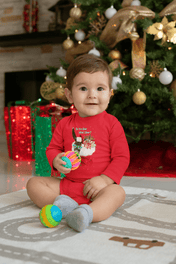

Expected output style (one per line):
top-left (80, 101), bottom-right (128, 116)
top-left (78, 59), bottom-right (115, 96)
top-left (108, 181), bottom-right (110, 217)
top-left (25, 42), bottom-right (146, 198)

top-left (0, 187), bottom-right (175, 264)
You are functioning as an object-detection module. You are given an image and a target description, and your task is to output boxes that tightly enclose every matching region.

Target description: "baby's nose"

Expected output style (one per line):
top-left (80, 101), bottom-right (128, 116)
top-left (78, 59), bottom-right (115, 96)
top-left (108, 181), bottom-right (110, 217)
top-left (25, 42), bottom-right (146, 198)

top-left (88, 89), bottom-right (96, 98)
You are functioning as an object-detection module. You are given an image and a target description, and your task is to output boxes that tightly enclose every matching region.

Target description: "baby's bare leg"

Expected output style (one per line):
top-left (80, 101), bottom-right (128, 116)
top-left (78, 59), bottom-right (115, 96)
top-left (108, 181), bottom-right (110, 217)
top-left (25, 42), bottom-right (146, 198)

top-left (65, 184), bottom-right (125, 232)
top-left (26, 176), bottom-right (61, 208)
top-left (90, 184), bottom-right (126, 222)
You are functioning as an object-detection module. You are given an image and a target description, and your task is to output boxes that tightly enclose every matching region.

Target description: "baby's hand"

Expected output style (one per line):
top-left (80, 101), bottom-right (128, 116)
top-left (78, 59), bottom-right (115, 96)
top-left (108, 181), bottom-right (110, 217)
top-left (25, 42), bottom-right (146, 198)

top-left (83, 176), bottom-right (108, 200)
top-left (53, 153), bottom-right (71, 175)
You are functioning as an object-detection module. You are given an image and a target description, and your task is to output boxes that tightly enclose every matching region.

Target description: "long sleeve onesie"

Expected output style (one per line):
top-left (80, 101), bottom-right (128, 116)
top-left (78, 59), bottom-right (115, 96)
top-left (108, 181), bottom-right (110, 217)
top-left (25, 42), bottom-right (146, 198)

top-left (46, 111), bottom-right (130, 204)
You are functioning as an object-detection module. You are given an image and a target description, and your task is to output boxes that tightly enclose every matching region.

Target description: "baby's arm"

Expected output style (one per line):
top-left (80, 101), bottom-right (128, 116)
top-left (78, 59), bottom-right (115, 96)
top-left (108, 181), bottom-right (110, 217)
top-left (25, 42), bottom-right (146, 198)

top-left (53, 153), bottom-right (71, 175)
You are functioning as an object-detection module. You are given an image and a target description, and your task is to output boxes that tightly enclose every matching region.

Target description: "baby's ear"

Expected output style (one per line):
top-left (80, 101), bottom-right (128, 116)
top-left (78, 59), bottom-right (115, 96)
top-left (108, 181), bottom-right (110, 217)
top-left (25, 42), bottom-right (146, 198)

top-left (65, 88), bottom-right (74, 104)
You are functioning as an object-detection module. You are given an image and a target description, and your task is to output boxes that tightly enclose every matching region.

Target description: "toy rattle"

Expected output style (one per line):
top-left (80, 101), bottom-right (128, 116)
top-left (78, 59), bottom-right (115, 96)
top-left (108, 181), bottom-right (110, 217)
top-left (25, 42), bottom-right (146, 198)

top-left (61, 151), bottom-right (81, 178)
top-left (39, 204), bottom-right (62, 228)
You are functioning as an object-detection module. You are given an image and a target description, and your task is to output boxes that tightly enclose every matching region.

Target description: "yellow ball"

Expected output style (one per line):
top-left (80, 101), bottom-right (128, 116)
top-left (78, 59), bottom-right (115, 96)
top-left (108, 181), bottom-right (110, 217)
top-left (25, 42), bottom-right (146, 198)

top-left (63, 37), bottom-right (74, 50)
top-left (133, 90), bottom-right (146, 105)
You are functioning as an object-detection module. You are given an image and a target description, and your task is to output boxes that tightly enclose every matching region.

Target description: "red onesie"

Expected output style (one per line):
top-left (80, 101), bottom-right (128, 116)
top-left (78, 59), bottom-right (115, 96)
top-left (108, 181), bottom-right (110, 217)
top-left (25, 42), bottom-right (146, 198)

top-left (46, 111), bottom-right (130, 204)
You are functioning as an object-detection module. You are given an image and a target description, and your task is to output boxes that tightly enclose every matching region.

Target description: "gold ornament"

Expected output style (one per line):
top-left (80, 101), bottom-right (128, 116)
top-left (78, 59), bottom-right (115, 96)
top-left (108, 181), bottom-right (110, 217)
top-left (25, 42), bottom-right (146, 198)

top-left (146, 16), bottom-right (176, 44)
top-left (63, 37), bottom-right (74, 50)
top-left (55, 83), bottom-right (68, 102)
top-left (69, 5), bottom-right (82, 20)
top-left (149, 60), bottom-right (163, 78)
top-left (133, 89), bottom-right (146, 105)
top-left (108, 50), bottom-right (122, 60)
top-left (109, 59), bottom-right (128, 71)
top-left (100, 6), bottom-right (155, 48)
top-left (170, 79), bottom-right (176, 99)
top-left (40, 81), bottom-right (58, 100)
top-left (129, 67), bottom-right (145, 81)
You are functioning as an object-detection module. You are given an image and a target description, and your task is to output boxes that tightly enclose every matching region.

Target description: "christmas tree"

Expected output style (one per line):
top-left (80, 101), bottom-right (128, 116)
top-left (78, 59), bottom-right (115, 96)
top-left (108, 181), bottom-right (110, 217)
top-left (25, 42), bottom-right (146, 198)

top-left (44, 0), bottom-right (176, 143)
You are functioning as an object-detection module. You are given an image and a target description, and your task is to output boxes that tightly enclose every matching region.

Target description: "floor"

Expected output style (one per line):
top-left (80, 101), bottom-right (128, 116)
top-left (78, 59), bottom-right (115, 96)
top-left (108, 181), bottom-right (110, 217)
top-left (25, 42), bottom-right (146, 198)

top-left (0, 141), bottom-right (176, 196)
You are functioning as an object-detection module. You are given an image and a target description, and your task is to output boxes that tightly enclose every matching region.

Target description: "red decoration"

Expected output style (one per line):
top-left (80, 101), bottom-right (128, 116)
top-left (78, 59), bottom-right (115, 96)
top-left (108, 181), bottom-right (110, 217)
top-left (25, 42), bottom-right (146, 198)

top-left (23, 1), bottom-right (38, 33)
top-left (4, 100), bottom-right (77, 163)
top-left (4, 105), bottom-right (34, 161)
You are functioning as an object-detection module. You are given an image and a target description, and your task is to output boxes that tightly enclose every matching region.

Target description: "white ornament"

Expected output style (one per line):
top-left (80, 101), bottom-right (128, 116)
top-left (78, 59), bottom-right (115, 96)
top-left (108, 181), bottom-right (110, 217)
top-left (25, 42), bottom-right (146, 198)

top-left (105, 5), bottom-right (117, 19)
top-left (159, 68), bottom-right (173, 85)
top-left (74, 29), bottom-right (86, 41)
top-left (88, 47), bottom-right (100, 57)
top-left (131, 0), bottom-right (141, 6)
top-left (56, 66), bottom-right (67, 77)
top-left (45, 75), bottom-right (54, 82)
top-left (111, 75), bottom-right (122, 90)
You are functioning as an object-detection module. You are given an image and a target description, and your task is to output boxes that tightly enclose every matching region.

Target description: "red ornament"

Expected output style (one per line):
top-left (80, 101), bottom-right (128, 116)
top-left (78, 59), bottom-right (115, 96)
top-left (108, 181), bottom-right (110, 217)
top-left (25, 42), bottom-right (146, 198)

top-left (23, 1), bottom-right (38, 32)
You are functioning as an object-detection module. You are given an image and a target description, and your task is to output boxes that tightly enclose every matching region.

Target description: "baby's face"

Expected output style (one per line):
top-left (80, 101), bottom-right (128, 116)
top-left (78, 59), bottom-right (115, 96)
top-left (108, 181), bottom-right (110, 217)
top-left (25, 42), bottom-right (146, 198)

top-left (66, 71), bottom-right (111, 118)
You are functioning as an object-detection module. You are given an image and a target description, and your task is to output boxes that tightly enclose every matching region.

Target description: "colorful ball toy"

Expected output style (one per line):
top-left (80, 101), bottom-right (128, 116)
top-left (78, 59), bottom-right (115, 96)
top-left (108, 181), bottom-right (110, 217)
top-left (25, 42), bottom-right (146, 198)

top-left (61, 151), bottom-right (81, 178)
top-left (39, 204), bottom-right (62, 228)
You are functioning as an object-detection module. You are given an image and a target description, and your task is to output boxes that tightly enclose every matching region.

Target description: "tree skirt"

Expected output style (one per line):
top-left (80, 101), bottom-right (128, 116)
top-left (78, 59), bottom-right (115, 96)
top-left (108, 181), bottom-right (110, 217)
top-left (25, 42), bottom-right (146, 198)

top-left (125, 140), bottom-right (176, 177)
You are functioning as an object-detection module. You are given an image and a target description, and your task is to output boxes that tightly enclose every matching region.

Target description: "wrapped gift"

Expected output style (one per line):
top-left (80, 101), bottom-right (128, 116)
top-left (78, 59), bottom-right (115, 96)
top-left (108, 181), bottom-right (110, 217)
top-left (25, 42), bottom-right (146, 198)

top-left (35, 116), bottom-right (53, 176)
top-left (4, 101), bottom-right (34, 161)
top-left (33, 102), bottom-right (77, 176)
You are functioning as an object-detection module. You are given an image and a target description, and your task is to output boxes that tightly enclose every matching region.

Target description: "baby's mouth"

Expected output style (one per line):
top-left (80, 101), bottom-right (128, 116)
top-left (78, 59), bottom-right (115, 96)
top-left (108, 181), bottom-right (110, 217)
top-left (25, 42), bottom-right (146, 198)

top-left (86, 103), bottom-right (98, 105)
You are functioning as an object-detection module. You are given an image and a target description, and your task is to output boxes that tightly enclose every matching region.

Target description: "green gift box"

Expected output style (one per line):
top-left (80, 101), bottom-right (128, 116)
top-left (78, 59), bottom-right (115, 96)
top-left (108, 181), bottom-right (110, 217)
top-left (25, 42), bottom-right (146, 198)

top-left (35, 116), bottom-right (53, 176)
top-left (33, 102), bottom-right (76, 176)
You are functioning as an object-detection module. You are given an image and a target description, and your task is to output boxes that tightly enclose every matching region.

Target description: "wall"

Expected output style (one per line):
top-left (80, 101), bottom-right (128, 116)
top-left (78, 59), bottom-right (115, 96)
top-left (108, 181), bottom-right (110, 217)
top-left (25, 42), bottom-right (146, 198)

top-left (0, 0), bottom-right (66, 142)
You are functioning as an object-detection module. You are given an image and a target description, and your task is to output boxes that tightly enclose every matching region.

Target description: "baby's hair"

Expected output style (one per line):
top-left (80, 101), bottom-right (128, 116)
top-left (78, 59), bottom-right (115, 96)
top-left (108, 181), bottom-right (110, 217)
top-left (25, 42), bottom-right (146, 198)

top-left (66, 54), bottom-right (113, 91)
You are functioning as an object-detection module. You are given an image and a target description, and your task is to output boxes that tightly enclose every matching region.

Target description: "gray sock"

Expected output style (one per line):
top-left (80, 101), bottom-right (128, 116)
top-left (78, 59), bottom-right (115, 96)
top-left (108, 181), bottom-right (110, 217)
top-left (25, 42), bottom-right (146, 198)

top-left (53, 195), bottom-right (78, 218)
top-left (65, 204), bottom-right (93, 232)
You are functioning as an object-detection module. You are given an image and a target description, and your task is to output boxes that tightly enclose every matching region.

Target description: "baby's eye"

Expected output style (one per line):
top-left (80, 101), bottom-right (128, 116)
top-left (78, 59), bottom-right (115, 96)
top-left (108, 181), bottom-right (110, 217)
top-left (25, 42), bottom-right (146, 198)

top-left (79, 87), bottom-right (87, 91)
top-left (97, 87), bottom-right (104, 91)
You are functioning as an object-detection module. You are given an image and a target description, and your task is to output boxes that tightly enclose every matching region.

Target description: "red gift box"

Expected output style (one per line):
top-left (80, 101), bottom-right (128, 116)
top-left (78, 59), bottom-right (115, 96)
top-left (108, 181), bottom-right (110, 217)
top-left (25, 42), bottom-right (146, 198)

top-left (4, 101), bottom-right (34, 161)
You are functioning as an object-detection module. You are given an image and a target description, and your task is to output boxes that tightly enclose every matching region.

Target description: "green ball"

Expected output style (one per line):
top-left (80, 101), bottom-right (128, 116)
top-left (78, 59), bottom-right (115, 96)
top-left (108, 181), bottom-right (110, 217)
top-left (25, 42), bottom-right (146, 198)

top-left (39, 204), bottom-right (62, 228)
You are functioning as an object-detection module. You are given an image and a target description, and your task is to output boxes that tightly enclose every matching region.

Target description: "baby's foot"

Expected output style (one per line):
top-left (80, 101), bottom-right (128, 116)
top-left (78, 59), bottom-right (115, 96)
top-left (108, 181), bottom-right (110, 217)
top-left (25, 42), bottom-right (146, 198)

top-left (65, 204), bottom-right (93, 232)
top-left (53, 195), bottom-right (78, 218)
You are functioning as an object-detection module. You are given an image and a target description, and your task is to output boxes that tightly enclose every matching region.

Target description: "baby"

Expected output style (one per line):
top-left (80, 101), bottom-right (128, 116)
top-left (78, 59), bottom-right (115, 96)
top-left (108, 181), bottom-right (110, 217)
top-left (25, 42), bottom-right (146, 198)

top-left (26, 54), bottom-right (130, 232)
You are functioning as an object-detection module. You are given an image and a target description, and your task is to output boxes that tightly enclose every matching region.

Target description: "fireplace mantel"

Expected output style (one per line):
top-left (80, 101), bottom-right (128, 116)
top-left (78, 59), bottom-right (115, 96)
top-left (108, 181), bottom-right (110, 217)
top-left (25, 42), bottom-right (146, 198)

top-left (0, 30), bottom-right (66, 47)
